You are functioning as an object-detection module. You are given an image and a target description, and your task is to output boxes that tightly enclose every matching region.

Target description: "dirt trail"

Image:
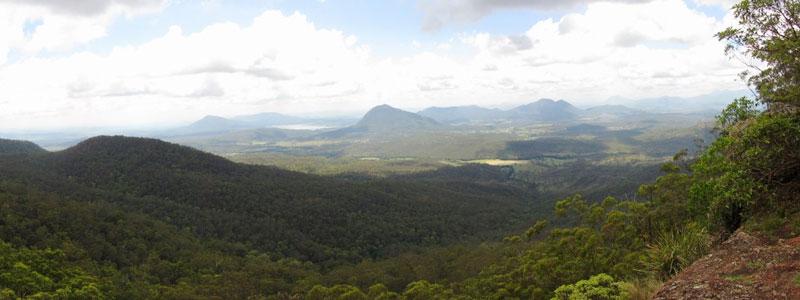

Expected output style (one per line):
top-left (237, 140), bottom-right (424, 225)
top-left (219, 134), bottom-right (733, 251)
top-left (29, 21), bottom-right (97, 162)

top-left (654, 231), bottom-right (800, 300)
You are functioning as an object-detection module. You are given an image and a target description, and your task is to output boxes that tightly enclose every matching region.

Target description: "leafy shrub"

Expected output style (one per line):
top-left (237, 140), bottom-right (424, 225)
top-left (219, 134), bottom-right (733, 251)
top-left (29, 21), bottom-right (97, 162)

top-left (551, 273), bottom-right (628, 300)
top-left (402, 280), bottom-right (455, 300)
top-left (0, 241), bottom-right (105, 299)
top-left (306, 284), bottom-right (368, 300)
top-left (692, 109), bottom-right (800, 233)
top-left (367, 283), bottom-right (401, 300)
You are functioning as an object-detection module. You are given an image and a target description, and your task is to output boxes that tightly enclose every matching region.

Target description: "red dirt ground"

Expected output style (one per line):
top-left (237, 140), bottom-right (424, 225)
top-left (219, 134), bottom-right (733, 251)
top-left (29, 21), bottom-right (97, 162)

top-left (653, 230), bottom-right (800, 300)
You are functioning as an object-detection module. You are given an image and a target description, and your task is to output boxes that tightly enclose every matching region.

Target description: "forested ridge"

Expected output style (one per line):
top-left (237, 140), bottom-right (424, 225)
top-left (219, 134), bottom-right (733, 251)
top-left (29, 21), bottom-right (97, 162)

top-left (0, 140), bottom-right (45, 156)
top-left (1, 0), bottom-right (798, 299)
top-left (1, 135), bottom-right (543, 264)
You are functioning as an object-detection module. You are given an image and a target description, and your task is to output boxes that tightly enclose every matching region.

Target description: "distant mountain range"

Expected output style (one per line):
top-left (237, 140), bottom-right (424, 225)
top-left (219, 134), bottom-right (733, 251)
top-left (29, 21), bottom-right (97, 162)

top-left (583, 105), bottom-right (644, 116)
top-left (418, 99), bottom-right (584, 124)
top-left (609, 89), bottom-right (750, 114)
top-left (178, 98), bottom-right (607, 138)
top-left (8, 90), bottom-right (742, 150)
top-left (415, 90), bottom-right (749, 125)
top-left (508, 99), bottom-right (582, 121)
top-left (175, 92), bottom-right (728, 138)
top-left (168, 89), bottom-right (748, 136)
top-left (418, 98), bottom-right (586, 124)
top-left (319, 99), bottom-right (590, 138)
top-left (418, 105), bottom-right (505, 123)
top-left (172, 100), bottom-right (609, 150)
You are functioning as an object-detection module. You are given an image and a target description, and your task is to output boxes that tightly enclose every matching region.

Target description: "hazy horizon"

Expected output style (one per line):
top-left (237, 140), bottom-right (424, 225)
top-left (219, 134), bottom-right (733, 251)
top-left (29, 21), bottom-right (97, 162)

top-left (0, 88), bottom-right (747, 133)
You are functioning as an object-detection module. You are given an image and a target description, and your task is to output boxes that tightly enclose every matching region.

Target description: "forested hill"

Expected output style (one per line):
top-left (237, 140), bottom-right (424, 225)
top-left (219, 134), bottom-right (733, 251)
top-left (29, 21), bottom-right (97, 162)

top-left (0, 138), bottom-right (46, 155)
top-left (0, 135), bottom-right (540, 265)
top-left (55, 135), bottom-right (241, 176)
top-left (354, 104), bottom-right (442, 132)
top-left (319, 105), bottom-right (443, 138)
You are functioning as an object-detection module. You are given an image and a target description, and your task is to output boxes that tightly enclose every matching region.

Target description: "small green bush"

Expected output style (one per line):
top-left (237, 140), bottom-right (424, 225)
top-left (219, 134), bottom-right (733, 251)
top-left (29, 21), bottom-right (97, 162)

top-left (551, 273), bottom-right (628, 300)
top-left (402, 280), bottom-right (454, 300)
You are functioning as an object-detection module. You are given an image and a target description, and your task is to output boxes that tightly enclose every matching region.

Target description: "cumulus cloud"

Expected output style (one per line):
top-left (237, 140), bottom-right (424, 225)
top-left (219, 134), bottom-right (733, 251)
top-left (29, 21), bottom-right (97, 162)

top-left (419, 0), bottom-right (653, 30)
top-left (180, 61), bottom-right (295, 81)
top-left (188, 78), bottom-right (225, 98)
top-left (459, 0), bottom-right (743, 101)
top-left (0, 10), bottom-right (377, 129)
top-left (0, 0), bottom-right (166, 62)
top-left (418, 78), bottom-right (457, 91)
top-left (0, 1), bottom-right (747, 130)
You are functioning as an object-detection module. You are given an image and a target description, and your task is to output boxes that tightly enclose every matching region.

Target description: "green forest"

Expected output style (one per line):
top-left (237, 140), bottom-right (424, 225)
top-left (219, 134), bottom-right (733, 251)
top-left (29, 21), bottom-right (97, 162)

top-left (1, 0), bottom-right (799, 299)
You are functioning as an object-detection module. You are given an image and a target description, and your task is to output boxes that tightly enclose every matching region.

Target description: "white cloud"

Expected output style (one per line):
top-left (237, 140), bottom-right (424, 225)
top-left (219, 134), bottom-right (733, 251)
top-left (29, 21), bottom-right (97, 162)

top-left (0, 1), bottom-right (747, 130)
top-left (0, 10), bottom-right (378, 129)
top-left (0, 0), bottom-right (166, 62)
top-left (418, 0), bottom-right (653, 30)
top-left (459, 0), bottom-right (744, 104)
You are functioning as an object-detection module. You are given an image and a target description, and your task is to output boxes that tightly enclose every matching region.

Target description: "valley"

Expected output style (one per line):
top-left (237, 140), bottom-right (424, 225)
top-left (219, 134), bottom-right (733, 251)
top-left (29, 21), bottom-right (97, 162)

top-left (164, 98), bottom-right (718, 162)
top-left (0, 98), bottom-right (714, 299)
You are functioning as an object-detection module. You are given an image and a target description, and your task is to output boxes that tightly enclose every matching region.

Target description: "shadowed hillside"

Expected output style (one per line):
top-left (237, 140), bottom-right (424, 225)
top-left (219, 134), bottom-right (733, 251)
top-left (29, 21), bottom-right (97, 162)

top-left (0, 139), bottom-right (46, 155)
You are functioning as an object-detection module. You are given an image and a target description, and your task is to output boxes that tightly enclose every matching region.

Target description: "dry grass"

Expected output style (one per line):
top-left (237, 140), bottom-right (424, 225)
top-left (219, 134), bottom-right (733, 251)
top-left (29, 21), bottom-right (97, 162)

top-left (624, 277), bottom-right (663, 300)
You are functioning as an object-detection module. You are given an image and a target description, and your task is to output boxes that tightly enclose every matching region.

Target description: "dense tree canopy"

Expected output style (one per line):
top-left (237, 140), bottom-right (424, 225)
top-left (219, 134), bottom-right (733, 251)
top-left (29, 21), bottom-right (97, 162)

top-left (1, 136), bottom-right (543, 266)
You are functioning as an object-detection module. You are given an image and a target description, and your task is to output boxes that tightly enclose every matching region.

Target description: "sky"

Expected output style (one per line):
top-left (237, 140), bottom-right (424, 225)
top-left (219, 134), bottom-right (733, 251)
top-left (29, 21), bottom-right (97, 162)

top-left (0, 0), bottom-right (747, 130)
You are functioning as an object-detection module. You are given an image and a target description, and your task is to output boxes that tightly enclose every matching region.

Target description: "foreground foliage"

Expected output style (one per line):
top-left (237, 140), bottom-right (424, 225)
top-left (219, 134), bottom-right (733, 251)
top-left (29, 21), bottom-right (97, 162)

top-left (0, 241), bottom-right (103, 299)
